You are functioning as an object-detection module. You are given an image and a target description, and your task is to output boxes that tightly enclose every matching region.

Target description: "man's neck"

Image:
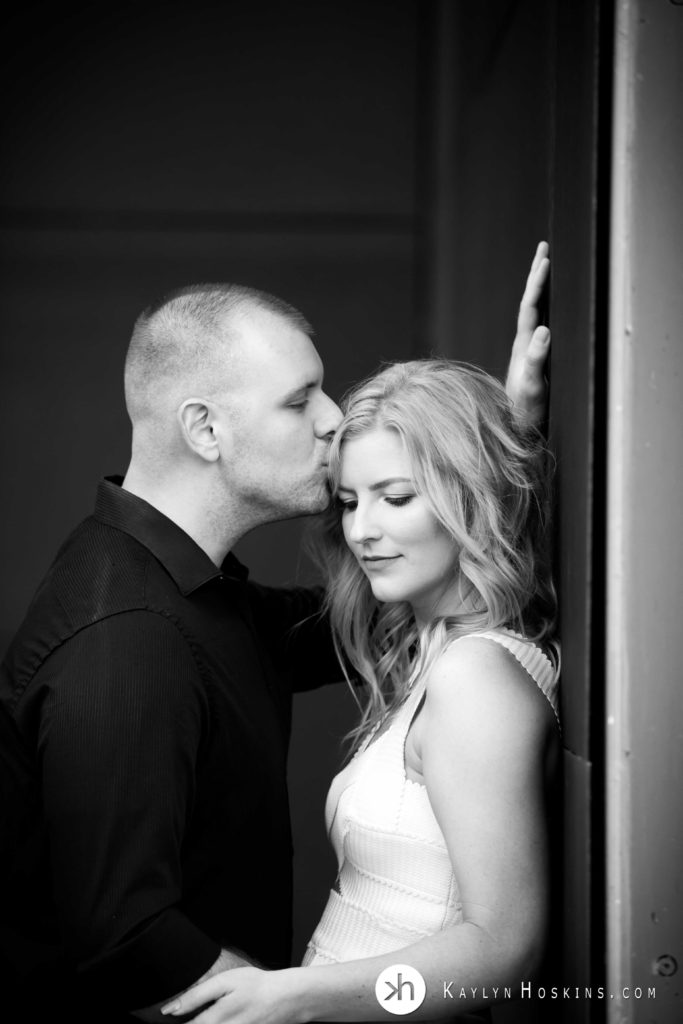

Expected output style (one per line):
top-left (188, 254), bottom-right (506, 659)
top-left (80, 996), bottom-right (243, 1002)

top-left (121, 466), bottom-right (248, 567)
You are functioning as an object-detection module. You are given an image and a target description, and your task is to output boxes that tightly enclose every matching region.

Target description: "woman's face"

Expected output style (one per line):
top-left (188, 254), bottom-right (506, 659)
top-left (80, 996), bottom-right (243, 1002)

top-left (337, 427), bottom-right (461, 625)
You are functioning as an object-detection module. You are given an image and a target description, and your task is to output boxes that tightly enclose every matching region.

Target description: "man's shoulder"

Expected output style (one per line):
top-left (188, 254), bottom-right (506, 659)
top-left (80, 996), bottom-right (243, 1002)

top-left (43, 513), bottom-right (156, 618)
top-left (2, 516), bottom-right (172, 693)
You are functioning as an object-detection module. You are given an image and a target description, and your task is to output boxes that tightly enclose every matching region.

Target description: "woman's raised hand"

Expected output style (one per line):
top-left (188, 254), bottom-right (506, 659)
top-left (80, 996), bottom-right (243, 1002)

top-left (505, 240), bottom-right (551, 429)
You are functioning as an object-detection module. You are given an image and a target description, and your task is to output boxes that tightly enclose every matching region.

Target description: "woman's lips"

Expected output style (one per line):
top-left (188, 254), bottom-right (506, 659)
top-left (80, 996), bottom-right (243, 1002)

top-left (361, 555), bottom-right (401, 569)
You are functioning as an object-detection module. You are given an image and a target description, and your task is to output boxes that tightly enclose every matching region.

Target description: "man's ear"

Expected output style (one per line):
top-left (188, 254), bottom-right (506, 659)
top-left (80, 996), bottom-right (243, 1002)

top-left (177, 398), bottom-right (224, 462)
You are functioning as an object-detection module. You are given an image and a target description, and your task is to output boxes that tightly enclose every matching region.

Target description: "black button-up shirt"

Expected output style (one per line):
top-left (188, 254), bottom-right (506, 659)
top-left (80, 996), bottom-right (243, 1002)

top-left (0, 478), bottom-right (341, 1018)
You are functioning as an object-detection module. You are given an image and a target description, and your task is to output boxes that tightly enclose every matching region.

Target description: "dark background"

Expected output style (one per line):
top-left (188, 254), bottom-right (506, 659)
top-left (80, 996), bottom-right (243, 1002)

top-left (1, 2), bottom-right (604, 1019)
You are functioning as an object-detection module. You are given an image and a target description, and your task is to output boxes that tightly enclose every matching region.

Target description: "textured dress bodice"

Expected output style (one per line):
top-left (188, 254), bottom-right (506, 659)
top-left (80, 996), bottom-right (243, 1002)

top-left (303, 629), bottom-right (560, 967)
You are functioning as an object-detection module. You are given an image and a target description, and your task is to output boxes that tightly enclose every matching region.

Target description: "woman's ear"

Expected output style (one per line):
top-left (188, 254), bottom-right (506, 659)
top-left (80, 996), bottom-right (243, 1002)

top-left (177, 398), bottom-right (223, 462)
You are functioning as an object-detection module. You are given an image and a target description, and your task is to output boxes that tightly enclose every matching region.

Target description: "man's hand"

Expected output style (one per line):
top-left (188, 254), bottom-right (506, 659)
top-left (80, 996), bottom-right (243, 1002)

top-left (505, 241), bottom-right (551, 430)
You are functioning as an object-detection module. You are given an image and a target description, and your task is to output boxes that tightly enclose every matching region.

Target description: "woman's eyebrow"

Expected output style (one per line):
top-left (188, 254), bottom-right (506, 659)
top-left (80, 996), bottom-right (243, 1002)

top-left (368, 477), bottom-right (413, 491)
top-left (338, 477), bottom-right (413, 494)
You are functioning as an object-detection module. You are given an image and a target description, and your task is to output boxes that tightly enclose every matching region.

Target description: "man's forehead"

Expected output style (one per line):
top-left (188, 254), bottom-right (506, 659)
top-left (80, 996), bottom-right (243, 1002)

top-left (228, 314), bottom-right (323, 393)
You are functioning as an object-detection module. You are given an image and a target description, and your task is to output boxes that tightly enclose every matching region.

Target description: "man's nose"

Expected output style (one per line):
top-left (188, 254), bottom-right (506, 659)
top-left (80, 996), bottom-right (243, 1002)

top-left (315, 392), bottom-right (343, 439)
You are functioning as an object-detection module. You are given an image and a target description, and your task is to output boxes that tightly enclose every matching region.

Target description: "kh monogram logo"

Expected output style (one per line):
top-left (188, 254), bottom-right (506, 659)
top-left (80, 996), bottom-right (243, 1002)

top-left (374, 964), bottom-right (427, 1015)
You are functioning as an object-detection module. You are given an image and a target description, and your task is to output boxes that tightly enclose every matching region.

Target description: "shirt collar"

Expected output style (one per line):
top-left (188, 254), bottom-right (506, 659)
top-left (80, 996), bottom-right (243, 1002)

top-left (94, 476), bottom-right (249, 595)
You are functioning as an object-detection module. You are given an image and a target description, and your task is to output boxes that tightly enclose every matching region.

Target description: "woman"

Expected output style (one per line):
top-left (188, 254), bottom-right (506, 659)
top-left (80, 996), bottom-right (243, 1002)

top-left (162, 358), bottom-right (560, 1022)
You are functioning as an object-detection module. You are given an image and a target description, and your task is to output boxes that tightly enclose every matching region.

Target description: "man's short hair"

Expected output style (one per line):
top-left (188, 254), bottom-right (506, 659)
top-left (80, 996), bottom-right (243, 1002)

top-left (124, 282), bottom-right (313, 424)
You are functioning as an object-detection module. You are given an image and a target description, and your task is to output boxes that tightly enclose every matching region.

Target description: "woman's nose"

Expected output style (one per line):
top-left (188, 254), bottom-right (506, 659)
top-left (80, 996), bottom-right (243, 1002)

top-left (347, 503), bottom-right (381, 544)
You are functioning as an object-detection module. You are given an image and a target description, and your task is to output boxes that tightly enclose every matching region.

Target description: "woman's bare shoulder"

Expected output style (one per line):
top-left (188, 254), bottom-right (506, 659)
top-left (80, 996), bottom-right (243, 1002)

top-left (424, 633), bottom-right (555, 738)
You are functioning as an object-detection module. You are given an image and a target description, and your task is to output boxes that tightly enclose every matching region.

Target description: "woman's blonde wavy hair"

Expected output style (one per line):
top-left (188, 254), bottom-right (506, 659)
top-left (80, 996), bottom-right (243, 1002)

top-left (311, 359), bottom-right (557, 752)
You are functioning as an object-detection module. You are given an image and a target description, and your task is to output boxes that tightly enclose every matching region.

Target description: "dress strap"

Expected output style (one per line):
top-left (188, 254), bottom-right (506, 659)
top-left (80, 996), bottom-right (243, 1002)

top-left (378, 676), bottom-right (428, 754)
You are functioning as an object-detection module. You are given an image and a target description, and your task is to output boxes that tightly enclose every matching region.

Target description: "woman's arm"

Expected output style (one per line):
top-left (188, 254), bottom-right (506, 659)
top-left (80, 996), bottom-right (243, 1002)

top-left (162, 638), bottom-right (558, 1023)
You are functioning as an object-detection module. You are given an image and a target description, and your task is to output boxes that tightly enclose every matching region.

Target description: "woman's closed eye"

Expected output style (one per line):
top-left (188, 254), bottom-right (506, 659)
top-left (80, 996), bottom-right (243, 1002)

top-left (336, 494), bottom-right (414, 512)
top-left (337, 497), bottom-right (357, 512)
top-left (384, 495), bottom-right (414, 507)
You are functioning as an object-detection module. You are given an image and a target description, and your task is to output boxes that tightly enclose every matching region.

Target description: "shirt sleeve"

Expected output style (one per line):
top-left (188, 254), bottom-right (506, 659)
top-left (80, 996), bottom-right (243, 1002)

top-left (244, 583), bottom-right (345, 692)
top-left (32, 610), bottom-right (220, 1008)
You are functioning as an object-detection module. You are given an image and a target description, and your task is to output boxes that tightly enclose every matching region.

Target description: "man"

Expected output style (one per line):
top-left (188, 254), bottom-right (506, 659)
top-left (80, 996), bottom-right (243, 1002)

top-left (0, 247), bottom-right (550, 1022)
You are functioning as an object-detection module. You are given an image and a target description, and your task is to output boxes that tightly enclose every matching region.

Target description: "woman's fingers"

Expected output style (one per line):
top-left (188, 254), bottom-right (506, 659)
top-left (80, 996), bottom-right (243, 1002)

top-left (518, 244), bottom-right (550, 334)
top-left (526, 326), bottom-right (551, 372)
top-left (161, 975), bottom-right (228, 1015)
top-left (530, 239), bottom-right (549, 275)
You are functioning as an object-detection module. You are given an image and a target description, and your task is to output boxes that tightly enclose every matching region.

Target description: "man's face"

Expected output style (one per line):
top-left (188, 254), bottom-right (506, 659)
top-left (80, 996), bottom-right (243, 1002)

top-left (215, 308), bottom-right (342, 522)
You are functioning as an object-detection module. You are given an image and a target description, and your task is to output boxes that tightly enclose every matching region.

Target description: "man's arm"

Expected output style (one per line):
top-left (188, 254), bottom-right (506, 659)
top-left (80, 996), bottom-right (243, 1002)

top-left (34, 612), bottom-right (238, 1014)
top-left (245, 583), bottom-right (344, 692)
top-left (505, 240), bottom-right (551, 430)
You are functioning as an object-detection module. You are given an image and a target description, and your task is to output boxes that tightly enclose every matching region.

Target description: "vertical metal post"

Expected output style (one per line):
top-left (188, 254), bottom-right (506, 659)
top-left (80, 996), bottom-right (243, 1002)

top-left (607, 1), bottom-right (683, 1020)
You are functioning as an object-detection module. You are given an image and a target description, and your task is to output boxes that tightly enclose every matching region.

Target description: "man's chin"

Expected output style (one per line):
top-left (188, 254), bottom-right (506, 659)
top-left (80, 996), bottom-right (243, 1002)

top-left (270, 487), bottom-right (331, 521)
top-left (300, 493), bottom-right (332, 517)
top-left (297, 479), bottom-right (333, 516)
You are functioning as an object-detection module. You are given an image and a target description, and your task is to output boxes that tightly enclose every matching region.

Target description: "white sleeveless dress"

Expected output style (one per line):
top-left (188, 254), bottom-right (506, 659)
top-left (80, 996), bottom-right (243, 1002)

top-left (303, 629), bottom-right (560, 967)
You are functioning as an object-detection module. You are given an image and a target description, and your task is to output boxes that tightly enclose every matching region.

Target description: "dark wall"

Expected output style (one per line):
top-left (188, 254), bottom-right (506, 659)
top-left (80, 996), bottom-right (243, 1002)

top-left (415, 0), bottom-right (554, 376)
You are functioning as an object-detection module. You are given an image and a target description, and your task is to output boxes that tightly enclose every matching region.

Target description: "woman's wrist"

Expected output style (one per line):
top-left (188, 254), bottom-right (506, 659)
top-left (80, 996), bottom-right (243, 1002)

top-left (273, 967), bottom-right (318, 1024)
